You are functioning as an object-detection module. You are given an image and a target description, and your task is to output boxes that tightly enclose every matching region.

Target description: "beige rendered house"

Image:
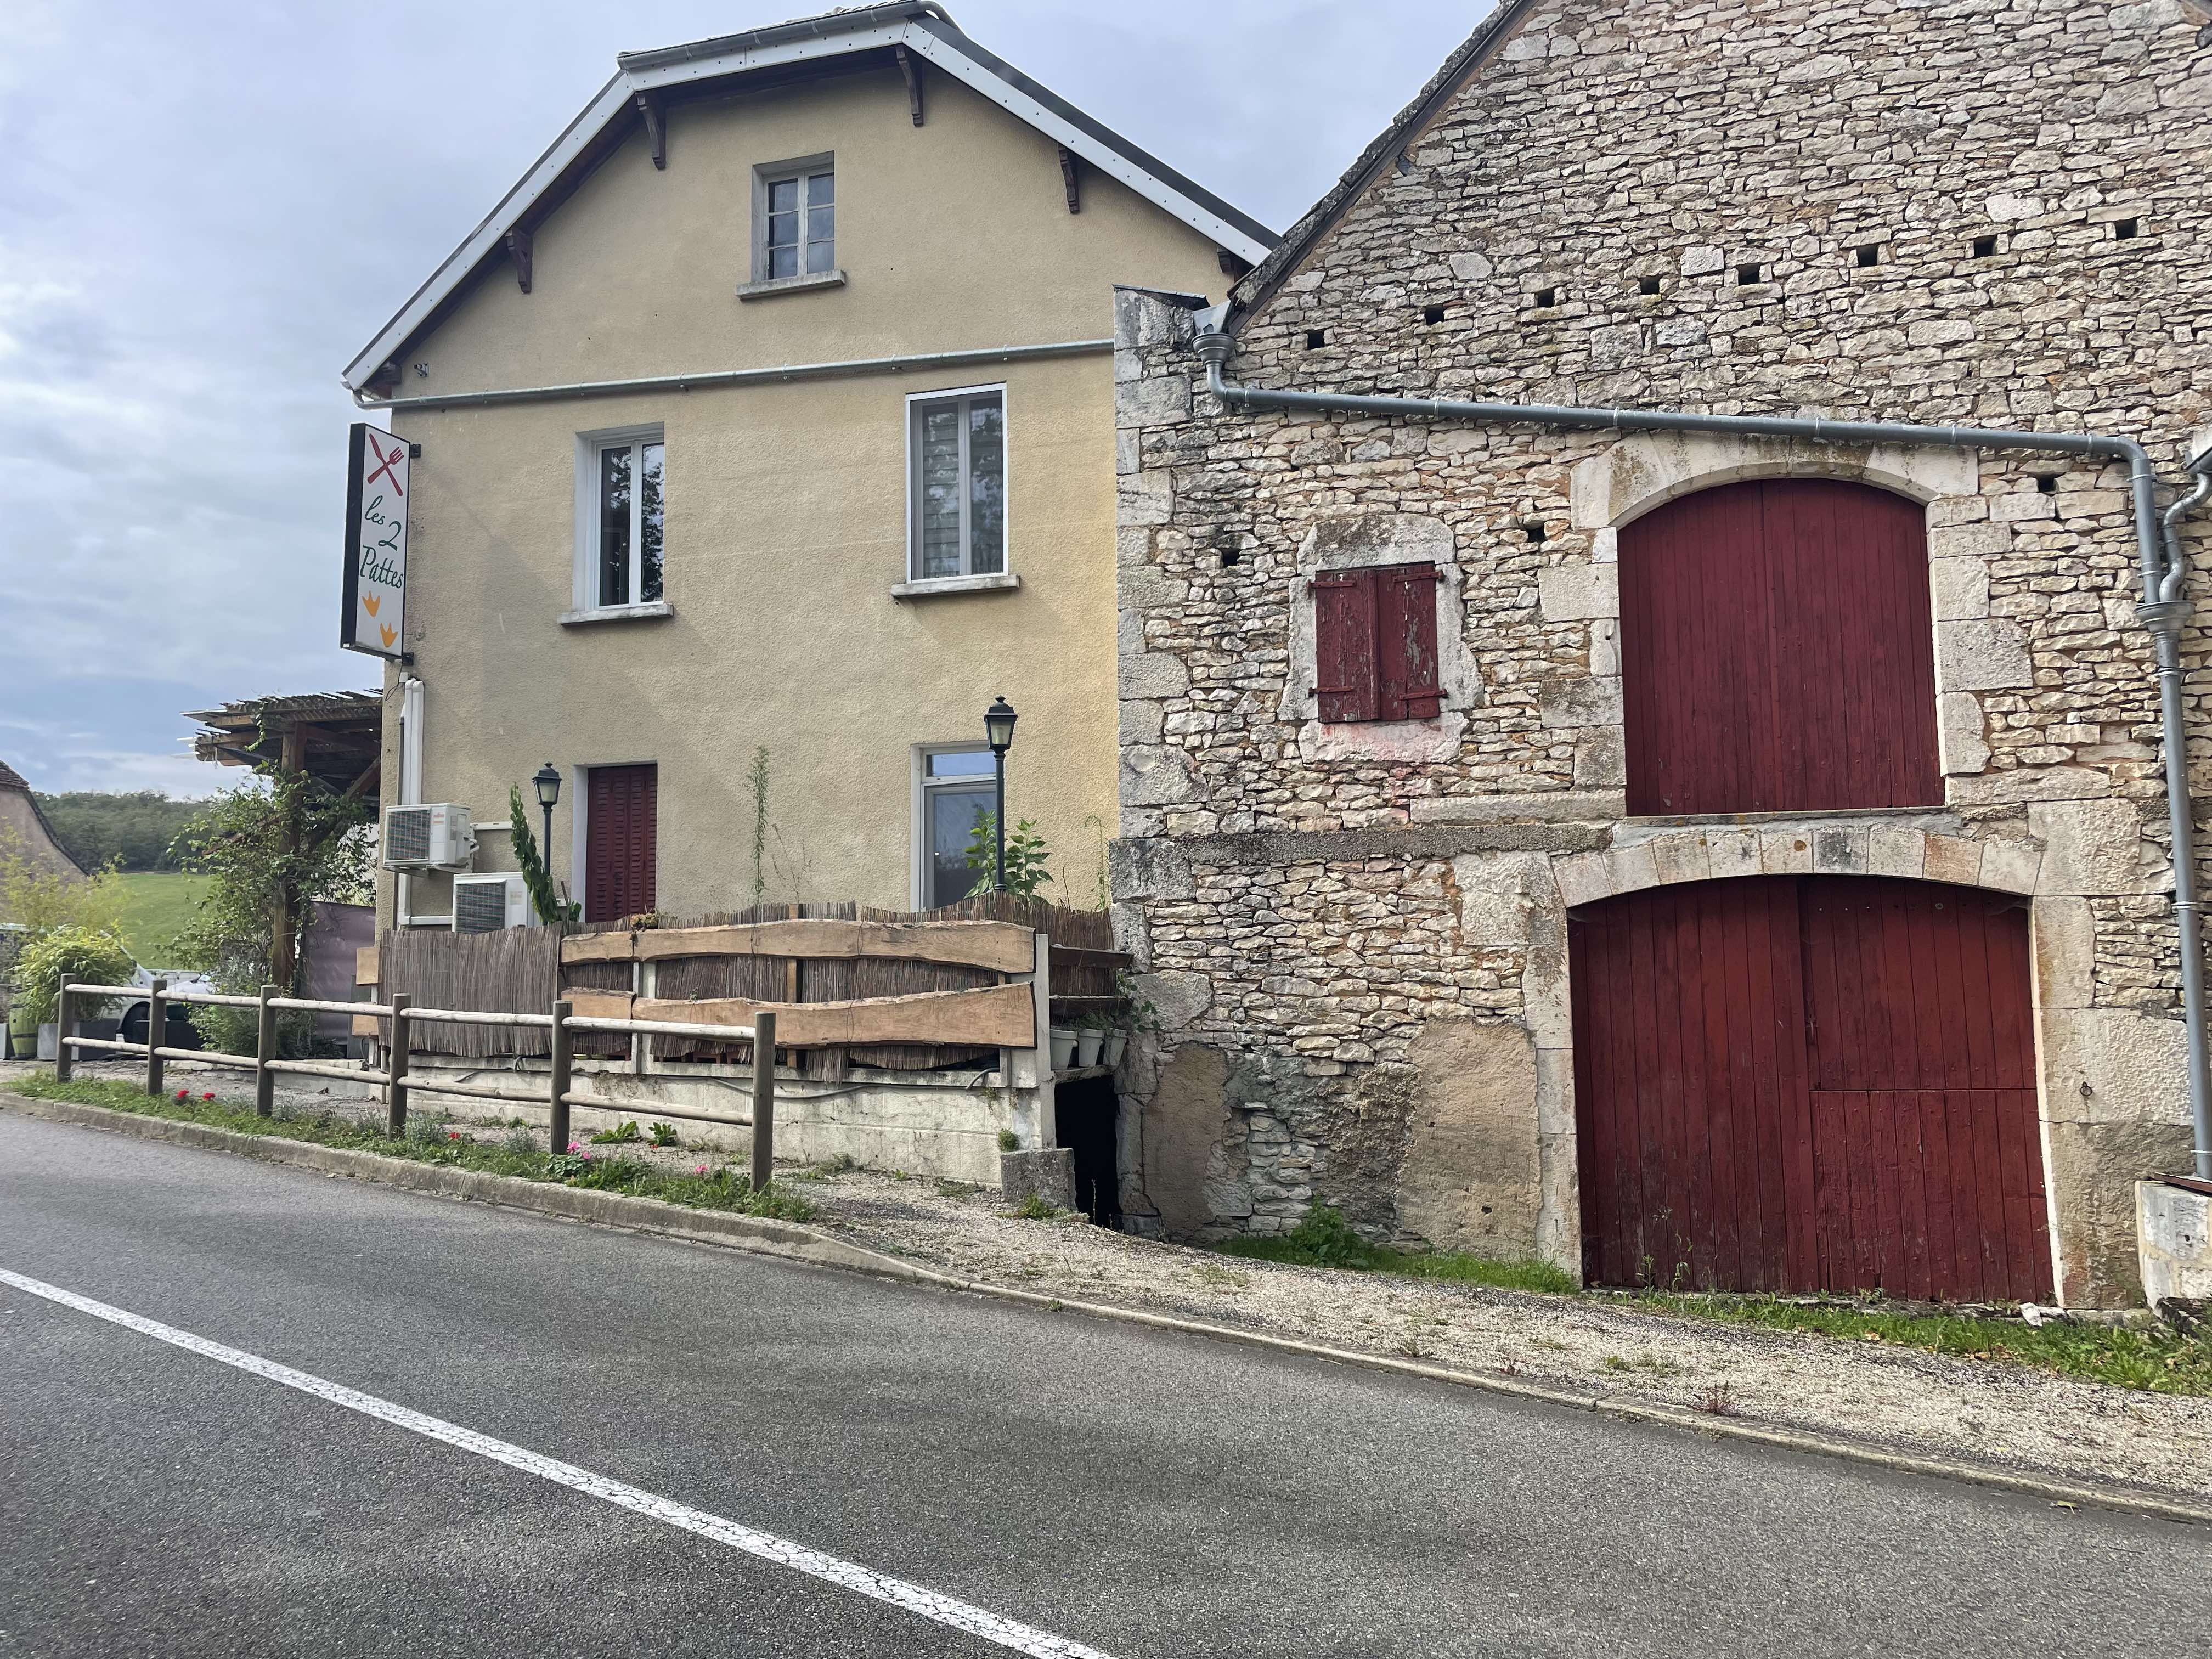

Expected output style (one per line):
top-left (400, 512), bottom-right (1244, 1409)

top-left (343, 2), bottom-right (1269, 928)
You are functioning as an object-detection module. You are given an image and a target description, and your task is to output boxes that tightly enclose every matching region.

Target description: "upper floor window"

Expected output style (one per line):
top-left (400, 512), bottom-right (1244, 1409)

top-left (1311, 561), bottom-right (1443, 723)
top-left (758, 159), bottom-right (834, 280)
top-left (575, 426), bottom-right (664, 614)
top-left (1620, 478), bottom-right (1939, 815)
top-left (909, 387), bottom-right (1006, 581)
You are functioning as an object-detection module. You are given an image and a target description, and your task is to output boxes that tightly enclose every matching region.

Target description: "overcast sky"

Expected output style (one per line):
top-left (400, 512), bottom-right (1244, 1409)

top-left (0, 0), bottom-right (1483, 797)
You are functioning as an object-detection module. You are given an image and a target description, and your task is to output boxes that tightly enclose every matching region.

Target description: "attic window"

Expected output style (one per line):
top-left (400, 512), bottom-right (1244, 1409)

top-left (2113, 217), bottom-right (2140, 241)
top-left (1637, 275), bottom-right (1662, 296)
top-left (1972, 235), bottom-right (1998, 258)
top-left (1735, 263), bottom-right (1764, 286)
top-left (1532, 287), bottom-right (1557, 309)
top-left (1423, 303), bottom-right (1447, 324)
top-left (1855, 243), bottom-right (1882, 268)
top-left (1305, 329), bottom-right (1328, 350)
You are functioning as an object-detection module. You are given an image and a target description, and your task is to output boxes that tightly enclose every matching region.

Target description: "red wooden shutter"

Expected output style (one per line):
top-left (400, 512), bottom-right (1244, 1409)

top-left (585, 764), bottom-right (658, 923)
top-left (1312, 569), bottom-right (1379, 723)
top-left (1377, 563), bottom-right (1443, 720)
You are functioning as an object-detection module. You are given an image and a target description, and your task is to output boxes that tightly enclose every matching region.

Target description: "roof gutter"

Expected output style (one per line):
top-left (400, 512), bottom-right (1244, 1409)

top-left (352, 337), bottom-right (1111, 413)
top-left (1193, 326), bottom-right (2212, 1182)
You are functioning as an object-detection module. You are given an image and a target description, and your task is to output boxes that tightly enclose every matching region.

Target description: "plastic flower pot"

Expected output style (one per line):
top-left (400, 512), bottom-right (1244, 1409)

top-left (1048, 1026), bottom-right (1078, 1071)
top-left (1104, 1029), bottom-right (1128, 1067)
top-left (1075, 1028), bottom-right (1104, 1068)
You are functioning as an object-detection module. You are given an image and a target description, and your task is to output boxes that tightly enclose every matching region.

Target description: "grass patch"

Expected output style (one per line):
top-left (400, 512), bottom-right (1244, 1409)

top-left (1621, 1289), bottom-right (2212, 1398)
top-left (8, 1076), bottom-right (814, 1222)
top-left (111, 871), bottom-right (211, 964)
top-left (1216, 1205), bottom-right (1578, 1295)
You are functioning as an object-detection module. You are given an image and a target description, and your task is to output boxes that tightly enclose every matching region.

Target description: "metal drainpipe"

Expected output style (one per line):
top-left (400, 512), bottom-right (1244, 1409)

top-left (1190, 328), bottom-right (2212, 1180)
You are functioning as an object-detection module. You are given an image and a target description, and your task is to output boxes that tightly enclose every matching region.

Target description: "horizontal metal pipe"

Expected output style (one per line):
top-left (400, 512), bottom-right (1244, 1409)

top-left (357, 338), bottom-right (1112, 413)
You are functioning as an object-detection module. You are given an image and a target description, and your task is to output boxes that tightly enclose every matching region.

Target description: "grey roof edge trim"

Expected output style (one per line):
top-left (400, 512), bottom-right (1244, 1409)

top-left (616, 2), bottom-right (952, 71)
top-left (1222, 0), bottom-right (1542, 334)
top-left (342, 9), bottom-right (1274, 390)
top-left (907, 16), bottom-right (1277, 253)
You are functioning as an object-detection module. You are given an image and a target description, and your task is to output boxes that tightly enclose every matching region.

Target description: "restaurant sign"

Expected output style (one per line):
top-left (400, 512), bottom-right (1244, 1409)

top-left (341, 424), bottom-right (410, 660)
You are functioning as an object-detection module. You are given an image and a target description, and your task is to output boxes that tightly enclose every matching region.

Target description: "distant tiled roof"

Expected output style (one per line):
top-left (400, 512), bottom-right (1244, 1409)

top-left (0, 760), bottom-right (27, 792)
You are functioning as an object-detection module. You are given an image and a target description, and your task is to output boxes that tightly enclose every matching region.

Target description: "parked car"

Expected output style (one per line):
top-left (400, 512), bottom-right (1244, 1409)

top-left (115, 967), bottom-right (215, 1055)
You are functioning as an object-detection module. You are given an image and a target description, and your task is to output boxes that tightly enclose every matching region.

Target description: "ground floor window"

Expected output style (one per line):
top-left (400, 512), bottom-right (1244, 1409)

top-left (917, 746), bottom-right (992, 907)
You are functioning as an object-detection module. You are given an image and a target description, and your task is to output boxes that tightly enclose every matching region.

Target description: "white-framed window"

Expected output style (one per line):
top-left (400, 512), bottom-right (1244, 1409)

top-left (907, 385), bottom-right (1006, 582)
top-left (913, 744), bottom-right (995, 909)
top-left (755, 156), bottom-right (835, 281)
top-left (573, 425), bottom-right (665, 613)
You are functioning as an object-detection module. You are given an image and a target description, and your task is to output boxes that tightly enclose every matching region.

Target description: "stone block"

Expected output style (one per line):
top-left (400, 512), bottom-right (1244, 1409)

top-left (1937, 692), bottom-right (1991, 775)
top-left (1121, 744), bottom-right (1195, 806)
top-left (1553, 850), bottom-right (1616, 909)
top-left (1923, 834), bottom-right (1982, 885)
top-left (1121, 652), bottom-right (1190, 698)
top-left (1573, 726), bottom-right (1626, 788)
top-left (1118, 698), bottom-right (1165, 744)
top-left (1109, 837), bottom-right (1193, 902)
top-left (1978, 837), bottom-right (2042, 894)
top-left (1708, 831), bottom-right (1760, 878)
top-left (2048, 1118), bottom-right (2192, 1307)
top-left (1115, 375), bottom-right (1190, 428)
top-left (2028, 797), bottom-right (2143, 896)
top-left (1538, 675), bottom-right (1622, 729)
top-left (1537, 562), bottom-right (1620, 621)
top-left (1812, 826), bottom-right (1869, 874)
top-left (1000, 1147), bottom-right (1075, 1211)
top-left (2033, 897), bottom-right (2097, 1011)
top-left (2040, 1006), bottom-right (2189, 1126)
top-left (2137, 1180), bottom-right (2212, 1307)
top-left (1759, 830), bottom-right (1814, 873)
top-left (1589, 617), bottom-right (1621, 676)
top-left (1397, 1020), bottom-right (1541, 1256)
top-left (1610, 840), bottom-right (1658, 894)
top-left (1937, 619), bottom-right (2034, 692)
top-left (1454, 851), bottom-right (1554, 945)
top-left (1649, 832), bottom-right (1711, 884)
top-left (1534, 1046), bottom-right (1576, 1137)
top-left (1927, 521), bottom-right (2011, 560)
top-left (1928, 557), bottom-right (1990, 621)
top-left (1143, 1045), bottom-right (1231, 1237)
top-left (1867, 824), bottom-right (1927, 878)
top-left (1118, 470), bottom-right (1174, 526)
top-left (1131, 970), bottom-right (1212, 1031)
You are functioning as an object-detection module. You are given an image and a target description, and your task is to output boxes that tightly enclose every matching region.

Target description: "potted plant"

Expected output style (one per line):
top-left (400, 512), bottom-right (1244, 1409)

top-left (1103, 1022), bottom-right (1128, 1068)
top-left (1074, 1011), bottom-right (1106, 1069)
top-left (1048, 1023), bottom-right (1078, 1071)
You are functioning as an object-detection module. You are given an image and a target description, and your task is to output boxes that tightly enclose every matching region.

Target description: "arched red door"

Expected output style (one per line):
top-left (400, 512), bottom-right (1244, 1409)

top-left (1568, 875), bottom-right (2051, 1302)
top-left (1621, 479), bottom-right (1941, 816)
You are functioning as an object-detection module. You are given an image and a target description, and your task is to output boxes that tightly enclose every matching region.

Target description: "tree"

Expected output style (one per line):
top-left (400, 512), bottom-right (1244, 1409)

top-left (0, 828), bottom-right (128, 936)
top-left (30, 791), bottom-right (204, 872)
top-left (171, 771), bottom-right (373, 996)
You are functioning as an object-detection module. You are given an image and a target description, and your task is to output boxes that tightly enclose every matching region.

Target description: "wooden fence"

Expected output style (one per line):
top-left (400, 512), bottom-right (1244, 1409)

top-left (50, 977), bottom-right (783, 1188)
top-left (365, 897), bottom-right (1131, 1078)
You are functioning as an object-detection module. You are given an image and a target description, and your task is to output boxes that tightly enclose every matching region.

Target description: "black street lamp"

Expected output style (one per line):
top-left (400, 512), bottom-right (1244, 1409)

top-left (983, 698), bottom-right (1018, 893)
top-left (532, 762), bottom-right (562, 885)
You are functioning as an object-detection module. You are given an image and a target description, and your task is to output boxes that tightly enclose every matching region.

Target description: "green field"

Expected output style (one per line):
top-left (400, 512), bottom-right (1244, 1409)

top-left (112, 871), bottom-right (209, 965)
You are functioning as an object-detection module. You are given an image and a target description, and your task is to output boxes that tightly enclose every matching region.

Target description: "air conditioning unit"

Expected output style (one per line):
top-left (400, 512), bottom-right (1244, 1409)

top-left (381, 803), bottom-right (476, 872)
top-left (452, 872), bottom-right (532, 934)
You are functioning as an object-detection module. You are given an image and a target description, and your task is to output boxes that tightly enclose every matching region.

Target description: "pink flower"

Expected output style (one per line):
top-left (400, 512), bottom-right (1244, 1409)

top-left (695, 1165), bottom-right (708, 1175)
top-left (566, 1142), bottom-right (580, 1153)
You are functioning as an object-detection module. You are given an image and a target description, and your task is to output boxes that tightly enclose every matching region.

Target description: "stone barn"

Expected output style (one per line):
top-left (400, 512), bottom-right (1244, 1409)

top-left (1109, 0), bottom-right (2212, 1306)
top-left (0, 761), bottom-right (85, 881)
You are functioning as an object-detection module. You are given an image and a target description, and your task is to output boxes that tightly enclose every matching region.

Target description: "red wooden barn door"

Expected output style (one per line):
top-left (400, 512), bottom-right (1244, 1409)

top-left (585, 763), bottom-right (658, 923)
top-left (1621, 480), bottom-right (1941, 816)
top-left (1568, 876), bottom-right (2049, 1301)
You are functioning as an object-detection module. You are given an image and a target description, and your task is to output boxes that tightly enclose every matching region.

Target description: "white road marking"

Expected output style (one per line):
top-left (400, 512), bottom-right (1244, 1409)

top-left (2, 1266), bottom-right (1115, 1659)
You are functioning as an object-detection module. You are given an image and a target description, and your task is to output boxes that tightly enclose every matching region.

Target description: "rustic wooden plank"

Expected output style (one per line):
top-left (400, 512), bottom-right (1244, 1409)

top-left (561, 931), bottom-right (637, 964)
top-left (634, 980), bottom-right (1034, 1049)
top-left (567, 990), bottom-right (635, 1023)
top-left (355, 945), bottom-right (380, 986)
top-left (633, 918), bottom-right (1035, 974)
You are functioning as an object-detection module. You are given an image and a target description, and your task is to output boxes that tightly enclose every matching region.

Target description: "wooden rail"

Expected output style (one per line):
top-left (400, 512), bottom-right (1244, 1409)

top-left (52, 980), bottom-right (782, 1183)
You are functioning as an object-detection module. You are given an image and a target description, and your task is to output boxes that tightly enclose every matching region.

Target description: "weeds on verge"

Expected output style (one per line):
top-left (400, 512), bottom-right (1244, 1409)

top-left (589, 1120), bottom-right (642, 1145)
top-left (1216, 1206), bottom-right (1579, 1296)
top-left (1012, 1193), bottom-right (1061, 1220)
top-left (12, 1077), bottom-right (814, 1222)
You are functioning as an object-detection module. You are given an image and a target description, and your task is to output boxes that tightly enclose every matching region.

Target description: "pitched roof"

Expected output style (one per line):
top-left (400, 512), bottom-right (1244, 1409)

top-left (343, 3), bottom-right (1276, 391)
top-left (1223, 0), bottom-right (1542, 332)
top-left (0, 761), bottom-right (27, 793)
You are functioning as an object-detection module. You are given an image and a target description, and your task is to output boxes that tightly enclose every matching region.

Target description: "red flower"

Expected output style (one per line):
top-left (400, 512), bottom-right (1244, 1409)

top-left (201, 1092), bottom-right (215, 1101)
top-left (174, 1088), bottom-right (188, 1101)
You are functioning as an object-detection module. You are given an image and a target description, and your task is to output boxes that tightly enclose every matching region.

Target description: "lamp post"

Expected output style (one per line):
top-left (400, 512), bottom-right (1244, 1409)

top-left (983, 697), bottom-right (1018, 893)
top-left (532, 763), bottom-right (562, 916)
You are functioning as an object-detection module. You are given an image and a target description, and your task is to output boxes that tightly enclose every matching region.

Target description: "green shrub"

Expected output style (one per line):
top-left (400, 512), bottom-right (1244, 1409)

top-left (997, 1128), bottom-right (1020, 1152)
top-left (589, 1119), bottom-right (642, 1145)
top-left (10, 926), bottom-right (137, 1025)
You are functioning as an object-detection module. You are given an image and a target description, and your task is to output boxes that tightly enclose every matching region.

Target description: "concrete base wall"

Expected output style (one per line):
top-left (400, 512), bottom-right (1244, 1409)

top-left (2137, 1180), bottom-right (2212, 1308)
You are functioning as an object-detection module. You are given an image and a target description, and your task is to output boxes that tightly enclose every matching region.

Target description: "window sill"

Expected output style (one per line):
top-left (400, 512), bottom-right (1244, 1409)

top-left (736, 269), bottom-right (848, 301)
top-left (891, 572), bottom-right (1020, 601)
top-left (559, 601), bottom-right (675, 627)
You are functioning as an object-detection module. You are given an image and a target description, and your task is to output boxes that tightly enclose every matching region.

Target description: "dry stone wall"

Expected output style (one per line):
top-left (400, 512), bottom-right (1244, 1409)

top-left (1111, 0), bottom-right (2212, 1301)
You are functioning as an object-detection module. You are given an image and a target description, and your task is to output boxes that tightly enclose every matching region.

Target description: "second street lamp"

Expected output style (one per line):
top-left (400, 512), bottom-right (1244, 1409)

top-left (532, 763), bottom-right (562, 917)
top-left (984, 698), bottom-right (1018, 893)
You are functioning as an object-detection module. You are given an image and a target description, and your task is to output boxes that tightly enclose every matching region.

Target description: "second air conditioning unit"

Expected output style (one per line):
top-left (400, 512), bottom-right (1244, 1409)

top-left (452, 872), bottom-right (532, 934)
top-left (381, 803), bottom-right (476, 872)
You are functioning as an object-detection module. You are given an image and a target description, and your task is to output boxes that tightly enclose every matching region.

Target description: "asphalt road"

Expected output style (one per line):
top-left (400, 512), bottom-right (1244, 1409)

top-left (0, 1113), bottom-right (2203, 1658)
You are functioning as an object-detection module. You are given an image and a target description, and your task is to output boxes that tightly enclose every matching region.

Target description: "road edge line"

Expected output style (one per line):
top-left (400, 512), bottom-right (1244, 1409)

top-left (8, 1088), bottom-right (2208, 1529)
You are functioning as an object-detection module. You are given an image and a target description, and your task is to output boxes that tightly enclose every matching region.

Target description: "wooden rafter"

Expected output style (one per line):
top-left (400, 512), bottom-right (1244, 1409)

top-left (895, 44), bottom-right (924, 125)
top-left (1057, 145), bottom-right (1080, 214)
top-left (505, 226), bottom-right (533, 293)
top-left (635, 93), bottom-right (666, 168)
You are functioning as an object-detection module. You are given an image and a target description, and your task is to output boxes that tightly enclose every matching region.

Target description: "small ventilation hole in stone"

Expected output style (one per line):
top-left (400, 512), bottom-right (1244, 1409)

top-left (1973, 235), bottom-right (1997, 258)
top-left (2113, 218), bottom-right (2140, 241)
top-left (1736, 263), bottom-right (1763, 286)
top-left (1638, 275), bottom-right (1662, 295)
top-left (1532, 287), bottom-right (1556, 309)
top-left (1305, 330), bottom-right (1327, 349)
top-left (2037, 475), bottom-right (2059, 495)
top-left (1522, 521), bottom-right (1547, 544)
top-left (1423, 303), bottom-right (1446, 324)
top-left (1856, 244), bottom-right (1881, 268)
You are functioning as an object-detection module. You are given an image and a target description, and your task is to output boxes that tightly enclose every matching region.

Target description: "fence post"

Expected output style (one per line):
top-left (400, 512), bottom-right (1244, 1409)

top-left (146, 977), bottom-right (167, 1098)
top-left (549, 998), bottom-right (573, 1153)
top-left (53, 975), bottom-right (72, 1082)
top-left (387, 992), bottom-right (412, 1138)
top-left (255, 984), bottom-right (278, 1116)
top-left (750, 1009), bottom-right (776, 1194)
